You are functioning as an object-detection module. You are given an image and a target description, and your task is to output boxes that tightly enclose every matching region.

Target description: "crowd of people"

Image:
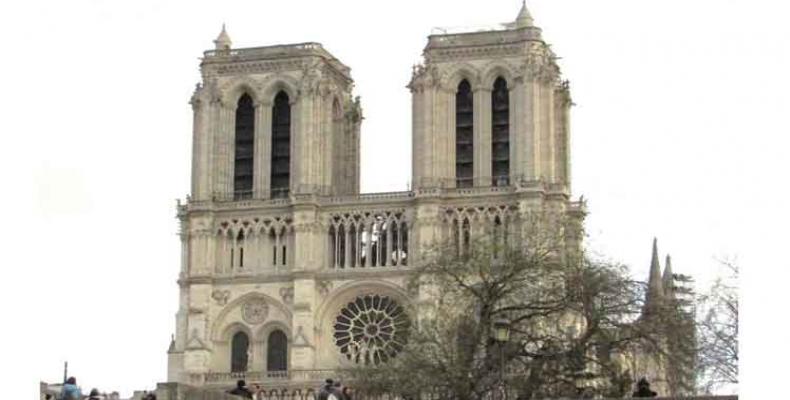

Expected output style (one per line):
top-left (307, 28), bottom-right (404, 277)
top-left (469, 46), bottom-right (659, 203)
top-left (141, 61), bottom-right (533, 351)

top-left (51, 374), bottom-right (655, 399)
top-left (226, 378), bottom-right (353, 400)
top-left (46, 376), bottom-right (104, 400)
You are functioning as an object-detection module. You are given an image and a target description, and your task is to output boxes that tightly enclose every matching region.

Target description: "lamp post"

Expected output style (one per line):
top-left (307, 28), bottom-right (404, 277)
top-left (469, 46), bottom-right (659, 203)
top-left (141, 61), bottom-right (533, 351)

top-left (492, 319), bottom-right (511, 400)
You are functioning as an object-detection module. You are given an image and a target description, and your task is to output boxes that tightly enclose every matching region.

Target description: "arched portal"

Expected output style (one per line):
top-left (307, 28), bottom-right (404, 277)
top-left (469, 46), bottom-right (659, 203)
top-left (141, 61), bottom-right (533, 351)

top-left (267, 329), bottom-right (288, 371)
top-left (231, 331), bottom-right (249, 372)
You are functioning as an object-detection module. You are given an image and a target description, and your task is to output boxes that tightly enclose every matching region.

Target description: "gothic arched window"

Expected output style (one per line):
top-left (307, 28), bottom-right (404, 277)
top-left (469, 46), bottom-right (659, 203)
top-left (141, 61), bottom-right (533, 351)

top-left (491, 77), bottom-right (510, 186)
top-left (455, 80), bottom-right (474, 188)
top-left (231, 331), bottom-right (249, 372)
top-left (271, 91), bottom-right (291, 198)
top-left (236, 230), bottom-right (245, 268)
top-left (267, 329), bottom-right (288, 371)
top-left (234, 94), bottom-right (255, 199)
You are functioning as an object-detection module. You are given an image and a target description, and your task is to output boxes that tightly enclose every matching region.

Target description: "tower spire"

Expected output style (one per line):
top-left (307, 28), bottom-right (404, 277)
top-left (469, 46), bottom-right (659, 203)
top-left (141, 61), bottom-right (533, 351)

top-left (644, 238), bottom-right (665, 315)
top-left (663, 254), bottom-right (675, 299)
top-left (515, 1), bottom-right (535, 28)
top-left (214, 23), bottom-right (232, 51)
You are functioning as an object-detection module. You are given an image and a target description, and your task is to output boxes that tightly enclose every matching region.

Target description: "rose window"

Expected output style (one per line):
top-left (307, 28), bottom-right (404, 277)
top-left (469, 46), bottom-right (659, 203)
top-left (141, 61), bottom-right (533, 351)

top-left (333, 294), bottom-right (410, 365)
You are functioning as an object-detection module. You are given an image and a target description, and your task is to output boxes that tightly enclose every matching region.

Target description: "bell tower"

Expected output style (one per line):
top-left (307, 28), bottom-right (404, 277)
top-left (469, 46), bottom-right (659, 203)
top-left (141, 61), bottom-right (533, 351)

top-left (189, 26), bottom-right (362, 201)
top-left (409, 1), bottom-right (572, 192)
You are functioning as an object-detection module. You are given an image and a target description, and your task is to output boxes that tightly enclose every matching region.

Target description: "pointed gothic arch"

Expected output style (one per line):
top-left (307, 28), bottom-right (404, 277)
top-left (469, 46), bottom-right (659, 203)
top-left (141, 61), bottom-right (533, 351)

top-left (271, 91), bottom-right (291, 198)
top-left (455, 79), bottom-right (474, 188)
top-left (234, 93), bottom-right (255, 199)
top-left (267, 329), bottom-right (289, 371)
top-left (231, 330), bottom-right (250, 372)
top-left (491, 77), bottom-right (510, 186)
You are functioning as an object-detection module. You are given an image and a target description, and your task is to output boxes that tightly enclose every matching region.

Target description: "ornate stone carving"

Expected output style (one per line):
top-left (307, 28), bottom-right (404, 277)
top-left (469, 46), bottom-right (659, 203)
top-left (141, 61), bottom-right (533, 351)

top-left (187, 328), bottom-right (208, 350)
top-left (279, 287), bottom-right (294, 305)
top-left (316, 279), bottom-right (333, 297)
top-left (292, 325), bottom-right (312, 348)
top-left (241, 298), bottom-right (269, 324)
top-left (211, 289), bottom-right (230, 306)
top-left (408, 64), bottom-right (441, 92)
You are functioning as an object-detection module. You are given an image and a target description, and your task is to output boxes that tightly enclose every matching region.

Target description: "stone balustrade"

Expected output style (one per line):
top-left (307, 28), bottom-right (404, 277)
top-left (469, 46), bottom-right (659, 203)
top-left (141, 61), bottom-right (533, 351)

top-left (426, 25), bottom-right (543, 49)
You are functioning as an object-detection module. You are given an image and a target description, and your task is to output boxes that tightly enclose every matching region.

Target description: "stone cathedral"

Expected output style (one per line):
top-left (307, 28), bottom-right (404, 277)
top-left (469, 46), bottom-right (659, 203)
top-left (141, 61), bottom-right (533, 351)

top-left (168, 3), bottom-right (587, 387)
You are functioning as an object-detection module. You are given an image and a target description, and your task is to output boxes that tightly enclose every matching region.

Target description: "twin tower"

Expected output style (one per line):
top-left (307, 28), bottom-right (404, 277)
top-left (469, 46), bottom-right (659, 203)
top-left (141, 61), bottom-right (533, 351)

top-left (189, 3), bottom-right (570, 202)
top-left (170, 3), bottom-right (584, 387)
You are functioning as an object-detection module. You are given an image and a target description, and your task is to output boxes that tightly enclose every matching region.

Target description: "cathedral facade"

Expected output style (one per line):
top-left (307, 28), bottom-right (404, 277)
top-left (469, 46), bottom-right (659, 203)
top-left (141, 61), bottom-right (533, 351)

top-left (168, 3), bottom-right (586, 387)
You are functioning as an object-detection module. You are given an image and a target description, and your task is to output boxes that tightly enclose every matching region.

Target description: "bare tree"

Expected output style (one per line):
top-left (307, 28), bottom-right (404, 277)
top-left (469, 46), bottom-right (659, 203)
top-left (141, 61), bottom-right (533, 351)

top-left (697, 259), bottom-right (738, 393)
top-left (346, 221), bottom-right (662, 399)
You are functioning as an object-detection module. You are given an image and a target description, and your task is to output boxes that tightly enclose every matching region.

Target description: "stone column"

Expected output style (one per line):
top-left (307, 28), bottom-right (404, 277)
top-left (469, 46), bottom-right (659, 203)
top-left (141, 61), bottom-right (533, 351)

top-left (182, 285), bottom-right (212, 378)
top-left (509, 79), bottom-right (522, 185)
top-left (441, 86), bottom-right (454, 188)
top-left (292, 95), bottom-right (309, 193)
top-left (215, 102), bottom-right (235, 199)
top-left (411, 198), bottom-right (440, 266)
top-left (190, 97), bottom-right (211, 201)
top-left (544, 81), bottom-right (556, 182)
top-left (474, 86), bottom-right (492, 186)
top-left (290, 279), bottom-right (317, 369)
top-left (524, 78), bottom-right (539, 181)
top-left (254, 101), bottom-right (272, 199)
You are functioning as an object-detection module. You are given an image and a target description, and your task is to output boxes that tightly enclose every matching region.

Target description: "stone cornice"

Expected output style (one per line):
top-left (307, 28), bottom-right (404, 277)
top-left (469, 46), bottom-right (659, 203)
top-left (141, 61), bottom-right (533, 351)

top-left (426, 44), bottom-right (526, 63)
top-left (180, 267), bottom-right (416, 286)
top-left (183, 181), bottom-right (573, 218)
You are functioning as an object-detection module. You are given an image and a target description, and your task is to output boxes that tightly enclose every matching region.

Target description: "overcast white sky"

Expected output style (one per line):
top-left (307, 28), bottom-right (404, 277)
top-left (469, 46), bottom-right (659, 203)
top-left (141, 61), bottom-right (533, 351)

top-left (0, 0), bottom-right (787, 398)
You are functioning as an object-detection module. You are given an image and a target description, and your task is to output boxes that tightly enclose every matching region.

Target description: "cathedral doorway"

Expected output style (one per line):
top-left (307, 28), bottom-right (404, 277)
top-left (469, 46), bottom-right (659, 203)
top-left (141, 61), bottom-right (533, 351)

top-left (231, 331), bottom-right (249, 372)
top-left (267, 329), bottom-right (288, 371)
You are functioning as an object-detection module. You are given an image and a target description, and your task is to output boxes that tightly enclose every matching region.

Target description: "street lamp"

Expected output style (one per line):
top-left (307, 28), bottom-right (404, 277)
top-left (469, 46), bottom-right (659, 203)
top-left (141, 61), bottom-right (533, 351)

top-left (492, 319), bottom-right (511, 400)
top-left (493, 319), bottom-right (511, 343)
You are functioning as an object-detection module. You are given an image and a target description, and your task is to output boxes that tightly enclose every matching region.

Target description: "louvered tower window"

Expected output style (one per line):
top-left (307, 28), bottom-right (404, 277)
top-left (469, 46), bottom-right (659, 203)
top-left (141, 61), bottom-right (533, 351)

top-left (455, 80), bottom-right (474, 188)
top-left (491, 77), bottom-right (510, 186)
top-left (234, 94), bottom-right (254, 199)
top-left (271, 91), bottom-right (291, 198)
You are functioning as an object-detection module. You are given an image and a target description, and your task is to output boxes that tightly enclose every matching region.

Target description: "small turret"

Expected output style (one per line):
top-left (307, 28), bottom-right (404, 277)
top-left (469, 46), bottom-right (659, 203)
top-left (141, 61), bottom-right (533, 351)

top-left (214, 23), bottom-right (232, 51)
top-left (514, 1), bottom-right (535, 28)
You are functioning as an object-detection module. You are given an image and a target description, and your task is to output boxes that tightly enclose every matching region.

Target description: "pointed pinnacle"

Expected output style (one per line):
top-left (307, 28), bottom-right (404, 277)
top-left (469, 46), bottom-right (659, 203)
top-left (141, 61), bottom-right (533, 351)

top-left (515, 1), bottom-right (534, 28)
top-left (648, 237), bottom-right (664, 298)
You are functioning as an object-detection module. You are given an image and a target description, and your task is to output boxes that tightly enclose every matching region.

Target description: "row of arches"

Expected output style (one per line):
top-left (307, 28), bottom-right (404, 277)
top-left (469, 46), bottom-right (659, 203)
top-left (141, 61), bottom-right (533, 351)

top-left (231, 329), bottom-right (289, 373)
top-left (455, 76), bottom-right (511, 188)
top-left (233, 91), bottom-right (291, 200)
top-left (327, 212), bottom-right (409, 269)
top-left (216, 226), bottom-right (293, 273)
top-left (442, 205), bottom-right (519, 256)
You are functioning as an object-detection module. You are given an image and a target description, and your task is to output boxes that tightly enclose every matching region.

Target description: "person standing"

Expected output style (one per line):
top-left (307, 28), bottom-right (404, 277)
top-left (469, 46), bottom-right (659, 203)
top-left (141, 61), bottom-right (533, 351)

top-left (317, 379), bottom-right (334, 400)
top-left (228, 379), bottom-right (254, 399)
top-left (632, 377), bottom-right (658, 398)
top-left (60, 377), bottom-right (82, 400)
top-left (341, 386), bottom-right (353, 400)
